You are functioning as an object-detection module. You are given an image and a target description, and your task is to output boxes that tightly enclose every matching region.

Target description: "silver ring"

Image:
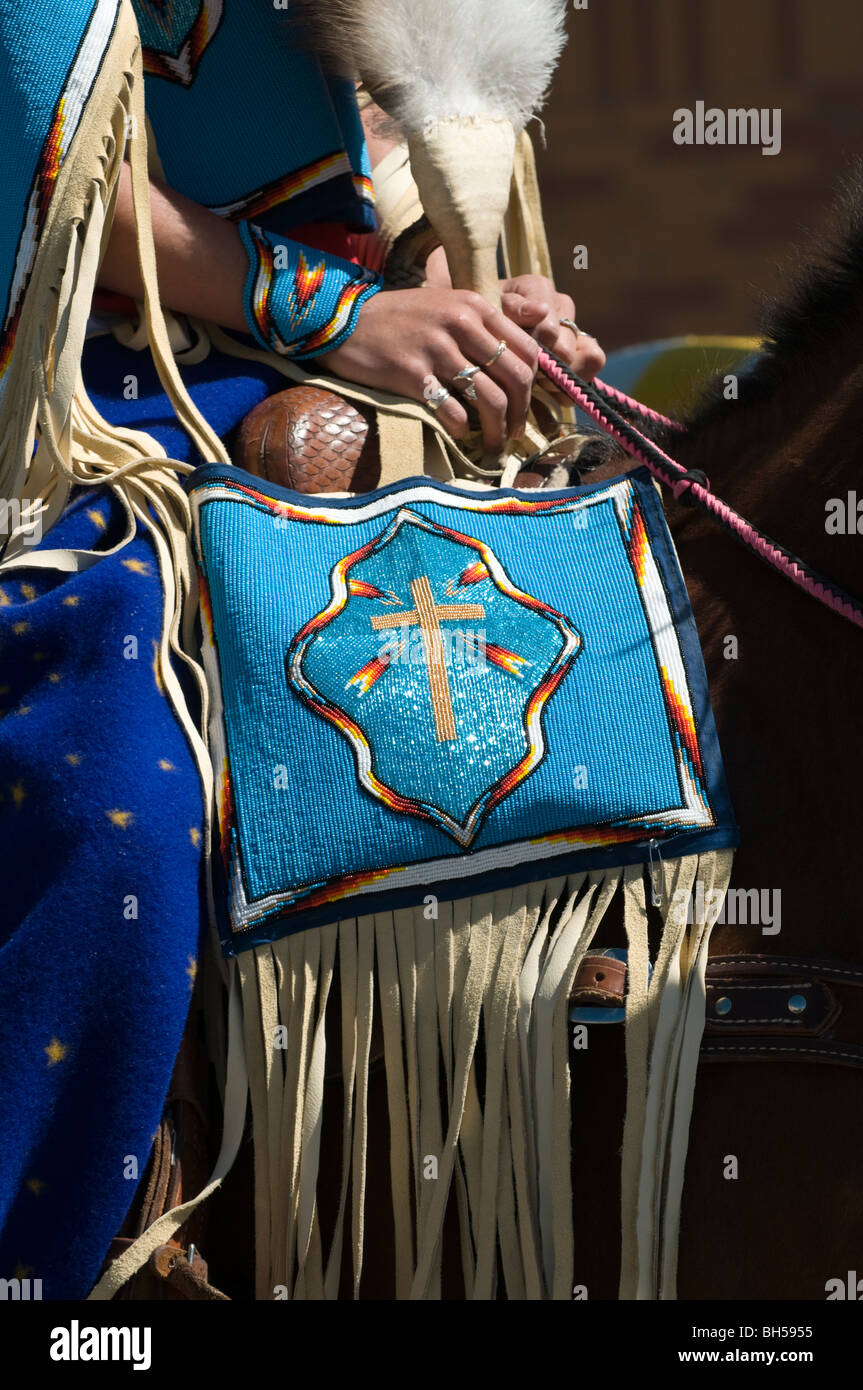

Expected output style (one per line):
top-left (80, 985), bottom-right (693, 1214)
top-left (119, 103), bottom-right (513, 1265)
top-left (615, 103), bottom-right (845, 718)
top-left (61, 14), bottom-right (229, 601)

top-left (425, 385), bottom-right (452, 413)
top-left (561, 316), bottom-right (591, 338)
top-left (483, 340), bottom-right (507, 368)
top-left (452, 362), bottom-right (481, 402)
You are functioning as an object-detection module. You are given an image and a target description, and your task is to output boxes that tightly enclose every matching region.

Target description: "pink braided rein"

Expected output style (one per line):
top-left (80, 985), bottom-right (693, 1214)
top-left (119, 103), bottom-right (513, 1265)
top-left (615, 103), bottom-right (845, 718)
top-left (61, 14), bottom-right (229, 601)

top-left (538, 349), bottom-right (863, 632)
top-left (592, 377), bottom-right (684, 432)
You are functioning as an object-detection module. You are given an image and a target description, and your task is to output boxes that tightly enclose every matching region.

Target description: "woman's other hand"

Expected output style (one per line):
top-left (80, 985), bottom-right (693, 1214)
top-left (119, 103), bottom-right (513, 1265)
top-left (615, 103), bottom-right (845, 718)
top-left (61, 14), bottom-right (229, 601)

top-left (499, 274), bottom-right (605, 381)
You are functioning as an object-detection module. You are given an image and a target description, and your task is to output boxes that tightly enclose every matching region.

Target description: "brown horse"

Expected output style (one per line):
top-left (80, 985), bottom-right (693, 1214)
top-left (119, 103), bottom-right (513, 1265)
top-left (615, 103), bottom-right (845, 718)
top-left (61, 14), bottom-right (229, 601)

top-left (568, 168), bottom-right (863, 1300)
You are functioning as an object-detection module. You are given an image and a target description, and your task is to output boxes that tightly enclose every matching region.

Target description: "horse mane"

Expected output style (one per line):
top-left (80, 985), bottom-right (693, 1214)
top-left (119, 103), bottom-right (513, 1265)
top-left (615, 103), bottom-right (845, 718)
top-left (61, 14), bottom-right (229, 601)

top-left (679, 160), bottom-right (863, 434)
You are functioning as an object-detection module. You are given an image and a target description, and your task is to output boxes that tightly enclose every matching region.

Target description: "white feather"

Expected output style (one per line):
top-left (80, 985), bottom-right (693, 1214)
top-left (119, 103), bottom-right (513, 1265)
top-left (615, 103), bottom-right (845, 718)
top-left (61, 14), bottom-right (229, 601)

top-left (300, 0), bottom-right (568, 133)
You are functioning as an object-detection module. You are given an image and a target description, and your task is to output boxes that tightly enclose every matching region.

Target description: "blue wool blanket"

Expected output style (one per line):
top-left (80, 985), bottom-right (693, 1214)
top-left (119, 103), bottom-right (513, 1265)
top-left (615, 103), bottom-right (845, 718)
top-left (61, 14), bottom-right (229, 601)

top-left (0, 336), bottom-right (284, 1299)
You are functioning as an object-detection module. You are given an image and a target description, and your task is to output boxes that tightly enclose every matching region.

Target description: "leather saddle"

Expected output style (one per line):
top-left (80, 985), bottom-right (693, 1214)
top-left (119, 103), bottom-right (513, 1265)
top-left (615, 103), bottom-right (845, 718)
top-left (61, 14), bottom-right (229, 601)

top-left (232, 382), bottom-right (588, 493)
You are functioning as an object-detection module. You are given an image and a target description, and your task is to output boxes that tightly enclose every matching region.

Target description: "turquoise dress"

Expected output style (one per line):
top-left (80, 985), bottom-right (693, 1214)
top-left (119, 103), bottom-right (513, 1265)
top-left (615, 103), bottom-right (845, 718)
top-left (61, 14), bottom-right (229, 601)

top-left (134, 0), bottom-right (375, 235)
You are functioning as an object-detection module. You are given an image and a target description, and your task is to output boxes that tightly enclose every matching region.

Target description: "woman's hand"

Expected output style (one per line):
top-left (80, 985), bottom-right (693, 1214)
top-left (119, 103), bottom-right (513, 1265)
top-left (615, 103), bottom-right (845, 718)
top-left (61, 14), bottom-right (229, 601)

top-left (319, 271), bottom-right (606, 452)
top-left (425, 248), bottom-right (605, 382)
top-left (317, 287), bottom-right (540, 453)
top-left (499, 274), bottom-right (606, 381)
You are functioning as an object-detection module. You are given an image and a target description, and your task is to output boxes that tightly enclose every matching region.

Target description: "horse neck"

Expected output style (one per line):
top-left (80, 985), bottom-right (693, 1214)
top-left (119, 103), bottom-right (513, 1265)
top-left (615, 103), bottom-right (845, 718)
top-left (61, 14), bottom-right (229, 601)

top-left (669, 347), bottom-right (863, 601)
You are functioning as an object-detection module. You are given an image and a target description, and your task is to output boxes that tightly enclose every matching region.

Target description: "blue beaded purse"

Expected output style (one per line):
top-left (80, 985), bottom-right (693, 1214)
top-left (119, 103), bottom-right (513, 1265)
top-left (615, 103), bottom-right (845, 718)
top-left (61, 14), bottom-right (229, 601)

top-left (189, 464), bottom-right (737, 954)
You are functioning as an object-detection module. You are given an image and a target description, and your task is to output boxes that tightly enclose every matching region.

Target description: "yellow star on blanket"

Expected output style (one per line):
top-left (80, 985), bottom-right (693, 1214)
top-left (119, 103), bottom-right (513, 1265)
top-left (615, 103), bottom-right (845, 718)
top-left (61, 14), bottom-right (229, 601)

top-left (44, 1038), bottom-right (68, 1067)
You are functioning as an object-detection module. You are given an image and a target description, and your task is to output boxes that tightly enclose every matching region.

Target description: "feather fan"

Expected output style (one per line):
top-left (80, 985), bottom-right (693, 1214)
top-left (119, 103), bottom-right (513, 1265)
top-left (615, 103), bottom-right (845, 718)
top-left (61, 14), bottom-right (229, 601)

top-left (299, 0), bottom-right (568, 135)
top-left (297, 0), bottom-right (569, 309)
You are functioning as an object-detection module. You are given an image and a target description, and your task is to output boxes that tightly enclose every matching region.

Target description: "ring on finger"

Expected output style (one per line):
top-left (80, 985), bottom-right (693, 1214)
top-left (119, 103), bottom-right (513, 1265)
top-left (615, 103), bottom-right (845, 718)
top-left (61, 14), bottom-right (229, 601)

top-left (425, 384), bottom-right (452, 413)
top-left (483, 340), bottom-right (507, 368)
top-left (452, 362), bottom-right (482, 402)
top-left (560, 316), bottom-right (591, 338)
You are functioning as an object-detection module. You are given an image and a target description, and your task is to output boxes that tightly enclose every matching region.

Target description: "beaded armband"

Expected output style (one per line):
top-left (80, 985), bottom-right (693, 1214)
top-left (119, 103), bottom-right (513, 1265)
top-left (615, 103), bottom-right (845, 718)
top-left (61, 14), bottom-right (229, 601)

top-left (239, 222), bottom-right (383, 360)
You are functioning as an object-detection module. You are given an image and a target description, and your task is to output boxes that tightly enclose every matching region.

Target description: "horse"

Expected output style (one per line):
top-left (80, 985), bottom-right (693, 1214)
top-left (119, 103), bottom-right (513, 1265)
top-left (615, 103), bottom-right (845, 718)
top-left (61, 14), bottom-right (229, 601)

top-left (565, 165), bottom-right (863, 1300)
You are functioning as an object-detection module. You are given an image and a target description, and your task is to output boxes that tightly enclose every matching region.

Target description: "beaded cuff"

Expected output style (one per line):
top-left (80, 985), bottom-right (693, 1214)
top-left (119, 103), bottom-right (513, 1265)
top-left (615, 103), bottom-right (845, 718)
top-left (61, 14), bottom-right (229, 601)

top-left (239, 221), bottom-right (383, 360)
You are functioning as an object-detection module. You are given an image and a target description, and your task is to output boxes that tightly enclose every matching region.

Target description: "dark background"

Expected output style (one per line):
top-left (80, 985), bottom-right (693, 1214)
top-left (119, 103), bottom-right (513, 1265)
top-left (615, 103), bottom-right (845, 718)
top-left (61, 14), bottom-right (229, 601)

top-left (534, 0), bottom-right (863, 349)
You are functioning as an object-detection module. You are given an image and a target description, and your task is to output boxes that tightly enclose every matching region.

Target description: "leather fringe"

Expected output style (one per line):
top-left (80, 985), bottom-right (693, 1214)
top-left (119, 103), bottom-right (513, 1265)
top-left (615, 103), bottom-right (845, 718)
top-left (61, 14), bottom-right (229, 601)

top-left (240, 871), bottom-right (621, 1299)
top-left (238, 851), bottom-right (733, 1300)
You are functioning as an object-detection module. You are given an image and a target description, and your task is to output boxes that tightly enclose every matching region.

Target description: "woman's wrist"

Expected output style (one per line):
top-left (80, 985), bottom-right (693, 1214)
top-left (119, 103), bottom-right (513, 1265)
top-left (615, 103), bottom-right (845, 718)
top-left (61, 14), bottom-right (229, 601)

top-left (239, 222), bottom-right (384, 360)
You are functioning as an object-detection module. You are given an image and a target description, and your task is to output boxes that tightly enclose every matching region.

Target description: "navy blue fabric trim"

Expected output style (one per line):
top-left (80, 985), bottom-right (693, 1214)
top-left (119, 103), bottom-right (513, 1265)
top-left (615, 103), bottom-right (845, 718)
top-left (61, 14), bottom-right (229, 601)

top-left (636, 474), bottom-right (739, 850)
top-left (189, 464), bottom-right (646, 508)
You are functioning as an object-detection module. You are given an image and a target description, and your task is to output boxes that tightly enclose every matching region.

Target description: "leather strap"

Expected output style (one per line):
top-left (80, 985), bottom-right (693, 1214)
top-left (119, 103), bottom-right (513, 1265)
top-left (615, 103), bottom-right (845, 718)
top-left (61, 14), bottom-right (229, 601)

top-left (702, 954), bottom-right (863, 1067)
top-left (568, 951), bottom-right (863, 1067)
top-left (377, 412), bottom-right (426, 486)
top-left (706, 954), bottom-right (863, 986)
top-left (704, 979), bottom-right (840, 1038)
top-left (570, 953), bottom-right (627, 1008)
top-left (700, 1037), bottom-right (863, 1068)
top-left (149, 1247), bottom-right (230, 1301)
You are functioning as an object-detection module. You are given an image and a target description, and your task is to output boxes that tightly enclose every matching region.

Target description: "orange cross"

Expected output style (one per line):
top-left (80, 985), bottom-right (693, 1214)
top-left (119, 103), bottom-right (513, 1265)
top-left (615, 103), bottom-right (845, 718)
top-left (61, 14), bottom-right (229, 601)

top-left (371, 576), bottom-right (484, 742)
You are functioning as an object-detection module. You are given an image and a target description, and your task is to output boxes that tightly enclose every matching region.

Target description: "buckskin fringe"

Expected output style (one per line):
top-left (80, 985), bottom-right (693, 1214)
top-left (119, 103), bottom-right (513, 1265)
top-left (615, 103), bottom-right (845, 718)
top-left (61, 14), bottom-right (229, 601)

top-left (618, 848), bottom-right (734, 1300)
top-left (0, 1), bottom-right (230, 770)
top-left (239, 852), bottom-right (732, 1301)
top-left (240, 870), bottom-right (620, 1300)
